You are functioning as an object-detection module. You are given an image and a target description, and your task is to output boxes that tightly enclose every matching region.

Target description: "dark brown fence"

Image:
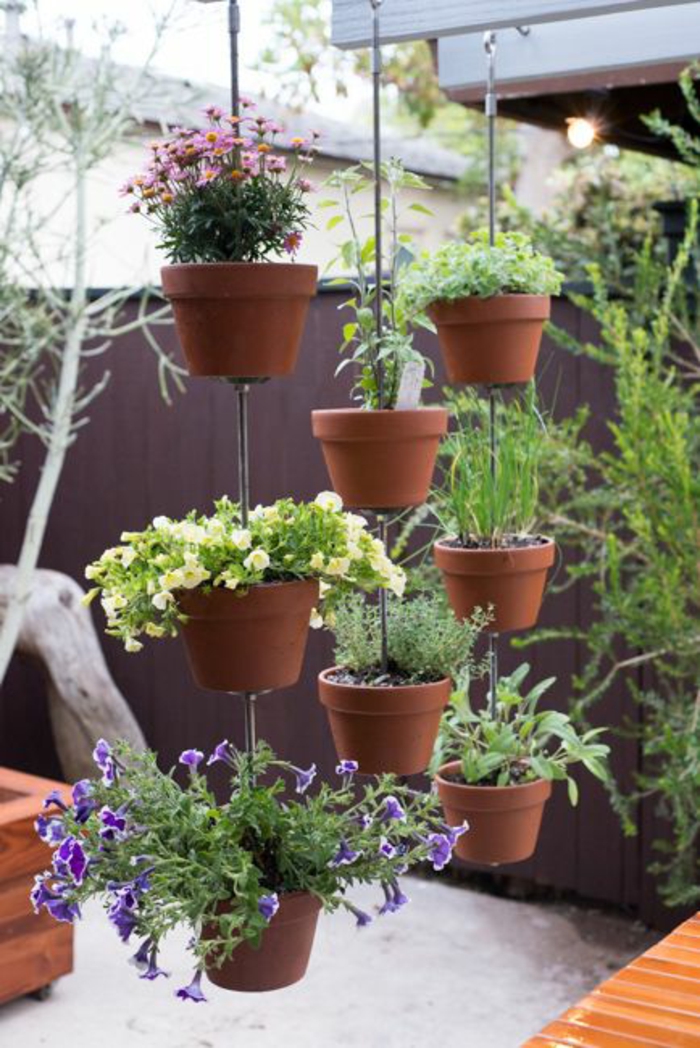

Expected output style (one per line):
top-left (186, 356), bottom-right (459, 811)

top-left (0, 288), bottom-right (672, 928)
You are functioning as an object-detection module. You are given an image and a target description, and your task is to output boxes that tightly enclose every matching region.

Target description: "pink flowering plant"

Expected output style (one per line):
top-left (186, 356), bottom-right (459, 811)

top-left (122, 102), bottom-right (317, 263)
top-left (33, 739), bottom-right (464, 1002)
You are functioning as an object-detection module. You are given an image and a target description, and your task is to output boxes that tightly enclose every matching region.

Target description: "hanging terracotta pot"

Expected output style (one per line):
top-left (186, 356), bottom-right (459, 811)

top-left (204, 892), bottom-right (322, 993)
top-left (311, 408), bottom-right (448, 510)
top-left (435, 761), bottom-right (552, 866)
top-left (434, 538), bottom-right (555, 633)
top-left (178, 579), bottom-right (318, 693)
top-left (161, 263), bottom-right (318, 379)
top-left (318, 669), bottom-right (451, 776)
top-left (428, 295), bottom-right (551, 385)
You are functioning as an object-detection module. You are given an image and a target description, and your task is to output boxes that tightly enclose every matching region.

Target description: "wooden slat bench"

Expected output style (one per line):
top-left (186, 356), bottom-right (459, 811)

top-left (0, 767), bottom-right (74, 1005)
top-left (523, 913), bottom-right (700, 1046)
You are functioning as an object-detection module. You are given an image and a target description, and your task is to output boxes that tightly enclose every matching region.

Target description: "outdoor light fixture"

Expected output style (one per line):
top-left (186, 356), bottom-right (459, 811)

top-left (566, 116), bottom-right (597, 150)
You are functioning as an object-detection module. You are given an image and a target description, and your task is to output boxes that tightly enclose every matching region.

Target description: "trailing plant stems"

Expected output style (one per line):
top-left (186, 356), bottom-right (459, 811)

top-left (485, 31), bottom-right (500, 713)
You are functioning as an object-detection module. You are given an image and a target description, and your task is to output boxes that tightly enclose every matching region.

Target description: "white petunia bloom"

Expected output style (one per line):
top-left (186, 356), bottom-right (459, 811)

top-left (179, 552), bottom-right (212, 589)
top-left (326, 557), bottom-right (351, 577)
top-left (244, 548), bottom-right (271, 572)
top-left (152, 516), bottom-right (170, 530)
top-left (315, 491), bottom-right (343, 513)
top-left (121, 547), bottom-right (137, 568)
top-left (102, 593), bottom-right (127, 618)
top-left (231, 528), bottom-right (252, 550)
top-left (125, 637), bottom-right (144, 653)
top-left (310, 552), bottom-right (325, 571)
top-left (309, 607), bottom-right (324, 629)
top-left (152, 591), bottom-right (174, 611)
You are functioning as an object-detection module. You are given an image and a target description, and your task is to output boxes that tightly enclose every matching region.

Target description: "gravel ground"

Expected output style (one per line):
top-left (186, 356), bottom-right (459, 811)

top-left (1, 878), bottom-right (657, 1048)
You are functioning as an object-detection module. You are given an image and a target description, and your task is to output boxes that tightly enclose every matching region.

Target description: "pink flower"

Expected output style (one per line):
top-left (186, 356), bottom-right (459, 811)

top-left (119, 180), bottom-right (135, 197)
top-left (267, 155), bottom-right (287, 173)
top-left (204, 104), bottom-right (224, 121)
top-left (196, 168), bottom-right (220, 187)
top-left (239, 96), bottom-right (255, 109)
top-left (128, 201), bottom-right (141, 213)
top-left (283, 231), bottom-right (303, 255)
top-left (296, 178), bottom-right (315, 193)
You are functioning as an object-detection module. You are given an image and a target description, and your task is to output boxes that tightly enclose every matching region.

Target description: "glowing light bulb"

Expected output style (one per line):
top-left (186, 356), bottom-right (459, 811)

top-left (566, 117), bottom-right (596, 150)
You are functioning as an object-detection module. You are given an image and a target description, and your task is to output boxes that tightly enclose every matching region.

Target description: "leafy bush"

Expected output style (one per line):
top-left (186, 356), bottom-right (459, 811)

top-left (84, 492), bottom-right (405, 651)
top-left (434, 385), bottom-right (547, 547)
top-left (432, 663), bottom-right (609, 803)
top-left (330, 593), bottom-right (488, 685)
top-left (123, 101), bottom-right (317, 263)
top-left (398, 230), bottom-right (563, 315)
top-left (323, 160), bottom-right (435, 409)
top-left (35, 739), bottom-right (459, 1000)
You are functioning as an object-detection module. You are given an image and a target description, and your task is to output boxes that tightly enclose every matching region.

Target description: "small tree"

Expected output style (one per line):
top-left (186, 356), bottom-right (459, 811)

top-left (0, 9), bottom-right (184, 688)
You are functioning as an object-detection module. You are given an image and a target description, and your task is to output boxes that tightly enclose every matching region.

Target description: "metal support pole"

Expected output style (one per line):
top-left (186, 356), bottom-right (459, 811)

top-left (377, 515), bottom-right (389, 673)
top-left (236, 383), bottom-right (250, 525)
top-left (370, 0), bottom-right (385, 410)
top-left (228, 0), bottom-right (240, 117)
top-left (484, 31), bottom-right (500, 710)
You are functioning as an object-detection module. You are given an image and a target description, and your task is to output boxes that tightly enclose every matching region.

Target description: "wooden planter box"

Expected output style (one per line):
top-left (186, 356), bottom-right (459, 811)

top-left (0, 768), bottom-right (74, 1005)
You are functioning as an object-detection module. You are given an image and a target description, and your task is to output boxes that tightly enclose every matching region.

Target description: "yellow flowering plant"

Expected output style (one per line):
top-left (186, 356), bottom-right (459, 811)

top-left (84, 493), bottom-right (405, 651)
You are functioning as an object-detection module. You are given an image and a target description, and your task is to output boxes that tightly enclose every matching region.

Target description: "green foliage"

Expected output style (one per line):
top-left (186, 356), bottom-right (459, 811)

top-left (398, 231), bottom-right (564, 316)
top-left (646, 63), bottom-right (700, 168)
top-left (434, 385), bottom-right (547, 547)
top-left (330, 593), bottom-right (488, 685)
top-left (323, 160), bottom-right (435, 409)
top-left (497, 151), bottom-right (697, 290)
top-left (433, 664), bottom-right (610, 802)
top-left (83, 493), bottom-right (404, 651)
top-left (532, 204), bottom-right (700, 905)
top-left (37, 740), bottom-right (450, 974)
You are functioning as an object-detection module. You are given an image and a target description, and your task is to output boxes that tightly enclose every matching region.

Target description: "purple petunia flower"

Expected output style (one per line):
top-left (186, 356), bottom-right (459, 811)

top-left (46, 896), bottom-right (81, 924)
top-left (53, 836), bottom-right (88, 886)
top-left (92, 738), bottom-right (117, 786)
top-left (329, 839), bottom-right (361, 868)
top-left (108, 888), bottom-right (139, 942)
top-left (72, 779), bottom-right (97, 823)
top-left (444, 821), bottom-right (469, 846)
top-left (355, 813), bottom-right (373, 830)
top-left (99, 805), bottom-right (128, 842)
top-left (206, 740), bottom-right (232, 766)
top-left (379, 879), bottom-right (410, 916)
top-left (382, 796), bottom-right (406, 822)
top-left (129, 937), bottom-right (152, 971)
top-left (175, 970), bottom-right (207, 1003)
top-left (30, 874), bottom-right (59, 913)
top-left (42, 788), bottom-right (67, 812)
top-left (427, 833), bottom-right (453, 872)
top-left (35, 814), bottom-right (67, 846)
top-left (378, 837), bottom-right (396, 860)
top-left (346, 902), bottom-right (372, 928)
top-left (179, 749), bottom-right (204, 770)
top-left (258, 893), bottom-right (280, 922)
top-left (291, 763), bottom-right (317, 795)
top-left (336, 759), bottom-right (359, 777)
top-left (140, 948), bottom-right (170, 981)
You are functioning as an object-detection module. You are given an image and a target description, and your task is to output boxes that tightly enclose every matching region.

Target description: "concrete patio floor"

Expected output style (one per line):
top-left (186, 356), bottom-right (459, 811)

top-left (2, 878), bottom-right (657, 1048)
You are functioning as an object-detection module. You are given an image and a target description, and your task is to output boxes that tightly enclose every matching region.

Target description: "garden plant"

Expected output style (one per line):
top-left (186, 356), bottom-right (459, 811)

top-left (35, 738), bottom-right (464, 997)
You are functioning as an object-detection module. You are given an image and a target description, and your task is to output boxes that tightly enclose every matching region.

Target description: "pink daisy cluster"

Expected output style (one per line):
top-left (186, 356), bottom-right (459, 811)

top-left (120, 101), bottom-right (319, 258)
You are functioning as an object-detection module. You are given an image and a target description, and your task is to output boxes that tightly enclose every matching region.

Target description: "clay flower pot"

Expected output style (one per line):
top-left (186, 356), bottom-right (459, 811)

top-left (311, 408), bottom-right (448, 510)
top-left (435, 761), bottom-right (552, 866)
top-left (318, 668), bottom-right (451, 776)
top-left (434, 538), bottom-right (555, 633)
top-left (204, 892), bottom-right (322, 993)
top-left (428, 295), bottom-right (551, 385)
top-left (178, 579), bottom-right (318, 693)
top-left (161, 262), bottom-right (318, 379)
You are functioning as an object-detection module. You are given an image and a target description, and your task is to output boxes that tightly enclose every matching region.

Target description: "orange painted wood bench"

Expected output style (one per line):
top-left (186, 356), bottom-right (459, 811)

top-left (523, 913), bottom-right (700, 1047)
top-left (0, 767), bottom-right (74, 1005)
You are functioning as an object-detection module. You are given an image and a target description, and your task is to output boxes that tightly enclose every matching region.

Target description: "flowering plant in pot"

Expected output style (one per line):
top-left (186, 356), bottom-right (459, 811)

top-left (432, 663), bottom-right (610, 866)
top-left (123, 101), bottom-right (318, 378)
top-left (84, 491), bottom-right (405, 693)
top-left (34, 738), bottom-right (463, 997)
top-left (311, 160), bottom-right (448, 510)
top-left (398, 230), bottom-right (564, 385)
top-left (433, 386), bottom-right (555, 632)
top-left (319, 593), bottom-right (489, 776)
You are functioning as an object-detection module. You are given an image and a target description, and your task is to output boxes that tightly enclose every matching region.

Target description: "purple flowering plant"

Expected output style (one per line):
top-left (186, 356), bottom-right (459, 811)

top-left (122, 101), bottom-right (318, 263)
top-left (34, 738), bottom-right (458, 1000)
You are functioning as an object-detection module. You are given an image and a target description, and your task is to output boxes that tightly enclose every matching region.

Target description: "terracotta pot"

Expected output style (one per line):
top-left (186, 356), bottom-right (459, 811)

top-left (318, 668), bottom-right (451, 776)
top-left (204, 892), bottom-right (322, 993)
top-left (434, 538), bottom-right (555, 633)
top-left (311, 408), bottom-right (448, 510)
top-left (428, 294), bottom-right (551, 385)
top-left (161, 263), bottom-right (318, 379)
top-left (178, 580), bottom-right (318, 693)
top-left (435, 761), bottom-right (552, 866)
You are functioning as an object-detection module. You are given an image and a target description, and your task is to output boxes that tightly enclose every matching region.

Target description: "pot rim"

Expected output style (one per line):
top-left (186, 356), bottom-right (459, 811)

top-left (312, 407), bottom-right (448, 417)
top-left (436, 760), bottom-right (553, 802)
top-left (319, 666), bottom-right (451, 692)
top-left (161, 261), bottom-right (319, 273)
top-left (435, 535), bottom-right (554, 553)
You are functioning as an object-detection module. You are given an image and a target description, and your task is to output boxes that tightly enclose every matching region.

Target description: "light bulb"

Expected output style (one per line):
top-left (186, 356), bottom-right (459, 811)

top-left (566, 117), bottom-right (596, 150)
